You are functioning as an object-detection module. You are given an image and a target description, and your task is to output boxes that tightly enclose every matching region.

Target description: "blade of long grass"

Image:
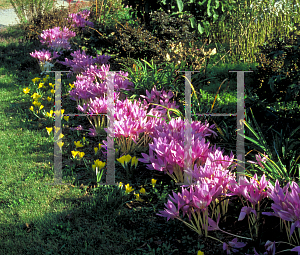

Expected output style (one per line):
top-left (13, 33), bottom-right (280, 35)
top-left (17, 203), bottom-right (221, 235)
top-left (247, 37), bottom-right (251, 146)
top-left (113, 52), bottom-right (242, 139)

top-left (210, 78), bottom-right (229, 113)
top-left (247, 108), bottom-right (274, 158)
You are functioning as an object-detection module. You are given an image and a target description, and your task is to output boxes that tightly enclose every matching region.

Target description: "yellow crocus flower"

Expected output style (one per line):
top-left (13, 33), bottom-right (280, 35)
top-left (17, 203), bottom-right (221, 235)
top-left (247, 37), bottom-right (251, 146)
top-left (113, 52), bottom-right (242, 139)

top-left (124, 154), bottom-right (131, 163)
top-left (78, 152), bottom-right (85, 159)
top-left (32, 77), bottom-right (40, 83)
top-left (47, 97), bottom-right (52, 102)
top-left (31, 93), bottom-right (41, 100)
top-left (93, 159), bottom-right (105, 170)
top-left (71, 151), bottom-right (79, 158)
top-left (139, 187), bottom-right (146, 194)
top-left (38, 83), bottom-right (44, 88)
top-left (57, 141), bottom-right (64, 149)
top-left (197, 251), bottom-right (204, 255)
top-left (49, 83), bottom-right (54, 88)
top-left (23, 87), bottom-right (30, 94)
top-left (125, 184), bottom-right (134, 194)
top-left (117, 156), bottom-right (125, 168)
top-left (151, 179), bottom-right (157, 187)
top-left (134, 193), bottom-right (144, 202)
top-left (29, 106), bottom-right (34, 111)
top-left (39, 105), bottom-right (44, 110)
top-left (63, 116), bottom-right (69, 122)
top-left (51, 89), bottom-right (55, 94)
top-left (59, 133), bottom-right (64, 139)
top-left (94, 147), bottom-right (98, 155)
top-left (131, 156), bottom-right (138, 168)
top-left (54, 127), bottom-right (60, 133)
top-left (69, 83), bottom-right (75, 88)
top-left (74, 141), bottom-right (84, 148)
top-left (46, 110), bottom-right (53, 118)
top-left (46, 127), bottom-right (53, 135)
top-left (54, 109), bottom-right (60, 116)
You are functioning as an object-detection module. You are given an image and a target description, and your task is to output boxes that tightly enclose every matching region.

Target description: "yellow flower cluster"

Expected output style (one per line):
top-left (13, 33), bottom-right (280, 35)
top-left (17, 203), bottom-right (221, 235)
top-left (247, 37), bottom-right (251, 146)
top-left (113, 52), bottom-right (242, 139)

top-left (23, 75), bottom-right (70, 128)
top-left (118, 179), bottom-right (157, 202)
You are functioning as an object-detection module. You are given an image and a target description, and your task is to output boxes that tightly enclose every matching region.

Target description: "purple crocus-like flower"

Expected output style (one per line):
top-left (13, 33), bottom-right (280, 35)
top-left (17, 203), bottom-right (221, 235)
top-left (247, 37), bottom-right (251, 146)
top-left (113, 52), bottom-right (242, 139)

top-left (157, 182), bottom-right (218, 223)
top-left (58, 50), bottom-right (111, 76)
top-left (223, 238), bottom-right (247, 254)
top-left (291, 246), bottom-right (300, 254)
top-left (139, 116), bottom-right (218, 178)
top-left (69, 125), bottom-right (83, 131)
top-left (262, 179), bottom-right (300, 237)
top-left (247, 152), bottom-right (268, 169)
top-left (228, 173), bottom-right (269, 207)
top-left (88, 127), bottom-right (98, 137)
top-left (40, 27), bottom-right (76, 50)
top-left (156, 199), bottom-right (180, 221)
top-left (238, 206), bottom-right (257, 221)
top-left (67, 10), bottom-right (94, 28)
top-left (264, 240), bottom-right (276, 255)
top-left (30, 49), bottom-right (60, 62)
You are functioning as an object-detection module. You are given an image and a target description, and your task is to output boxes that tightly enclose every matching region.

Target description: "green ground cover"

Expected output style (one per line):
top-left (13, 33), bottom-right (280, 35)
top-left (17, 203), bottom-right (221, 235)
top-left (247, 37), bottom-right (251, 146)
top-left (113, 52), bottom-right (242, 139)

top-left (0, 0), bottom-right (300, 254)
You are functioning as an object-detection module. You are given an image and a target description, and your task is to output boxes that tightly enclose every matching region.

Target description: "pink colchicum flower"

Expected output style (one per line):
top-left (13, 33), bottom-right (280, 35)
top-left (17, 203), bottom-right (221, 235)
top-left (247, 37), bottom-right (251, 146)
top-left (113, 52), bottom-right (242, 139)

top-left (58, 50), bottom-right (111, 77)
top-left (40, 26), bottom-right (76, 51)
top-left (264, 240), bottom-right (276, 255)
top-left (228, 173), bottom-right (269, 207)
top-left (223, 238), bottom-right (247, 254)
top-left (262, 179), bottom-right (300, 237)
top-left (67, 10), bottom-right (94, 28)
top-left (156, 181), bottom-right (221, 224)
top-left (30, 49), bottom-right (60, 62)
top-left (247, 152), bottom-right (268, 169)
top-left (291, 246), bottom-right (300, 254)
top-left (238, 206), bottom-right (257, 221)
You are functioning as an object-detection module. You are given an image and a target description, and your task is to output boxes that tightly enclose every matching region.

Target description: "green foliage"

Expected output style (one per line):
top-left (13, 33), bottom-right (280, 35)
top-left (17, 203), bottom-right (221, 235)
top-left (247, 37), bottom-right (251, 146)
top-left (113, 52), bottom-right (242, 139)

top-left (170, 0), bottom-right (238, 38)
top-left (147, 10), bottom-right (195, 43)
top-left (88, 0), bottom-right (125, 27)
top-left (98, 10), bottom-right (208, 74)
top-left (120, 0), bottom-right (168, 26)
top-left (8, 0), bottom-right (55, 24)
top-left (241, 109), bottom-right (300, 186)
top-left (20, 6), bottom-right (72, 42)
top-left (252, 26), bottom-right (300, 110)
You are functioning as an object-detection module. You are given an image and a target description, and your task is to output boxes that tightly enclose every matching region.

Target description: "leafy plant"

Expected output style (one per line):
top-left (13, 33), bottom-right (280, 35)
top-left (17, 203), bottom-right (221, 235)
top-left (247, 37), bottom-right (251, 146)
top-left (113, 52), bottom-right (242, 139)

top-left (8, 0), bottom-right (55, 24)
top-left (170, 0), bottom-right (238, 39)
top-left (240, 108), bottom-right (300, 186)
top-left (20, 5), bottom-right (73, 42)
top-left (252, 26), bottom-right (300, 109)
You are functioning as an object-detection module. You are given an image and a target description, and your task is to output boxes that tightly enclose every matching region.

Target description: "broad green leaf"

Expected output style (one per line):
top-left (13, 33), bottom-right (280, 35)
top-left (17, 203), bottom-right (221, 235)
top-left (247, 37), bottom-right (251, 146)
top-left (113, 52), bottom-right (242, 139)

top-left (198, 0), bottom-right (207, 6)
top-left (190, 16), bottom-right (197, 28)
top-left (207, 0), bottom-right (211, 17)
top-left (213, 12), bottom-right (218, 21)
top-left (198, 23), bottom-right (204, 34)
top-left (214, 0), bottom-right (219, 9)
top-left (176, 0), bottom-right (184, 12)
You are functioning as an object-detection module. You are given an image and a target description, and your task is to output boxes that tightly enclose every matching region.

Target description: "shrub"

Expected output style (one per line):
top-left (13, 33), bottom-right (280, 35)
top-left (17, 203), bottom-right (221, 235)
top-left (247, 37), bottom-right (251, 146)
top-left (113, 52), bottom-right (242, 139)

top-left (250, 25), bottom-right (300, 114)
top-left (21, 6), bottom-right (72, 42)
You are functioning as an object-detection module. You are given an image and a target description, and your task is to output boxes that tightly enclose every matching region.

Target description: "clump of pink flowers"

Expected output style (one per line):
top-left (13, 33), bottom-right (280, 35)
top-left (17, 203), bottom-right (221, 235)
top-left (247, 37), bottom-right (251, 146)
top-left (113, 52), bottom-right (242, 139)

top-left (30, 49), bottom-right (60, 62)
top-left (66, 9), bottom-right (94, 28)
top-left (39, 26), bottom-right (76, 51)
top-left (263, 179), bottom-right (300, 238)
top-left (58, 50), bottom-right (111, 77)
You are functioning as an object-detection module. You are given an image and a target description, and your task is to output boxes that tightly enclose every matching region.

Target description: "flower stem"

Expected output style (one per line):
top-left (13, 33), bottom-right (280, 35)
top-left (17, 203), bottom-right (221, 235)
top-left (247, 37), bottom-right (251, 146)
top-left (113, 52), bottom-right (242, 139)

top-left (219, 229), bottom-right (252, 240)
